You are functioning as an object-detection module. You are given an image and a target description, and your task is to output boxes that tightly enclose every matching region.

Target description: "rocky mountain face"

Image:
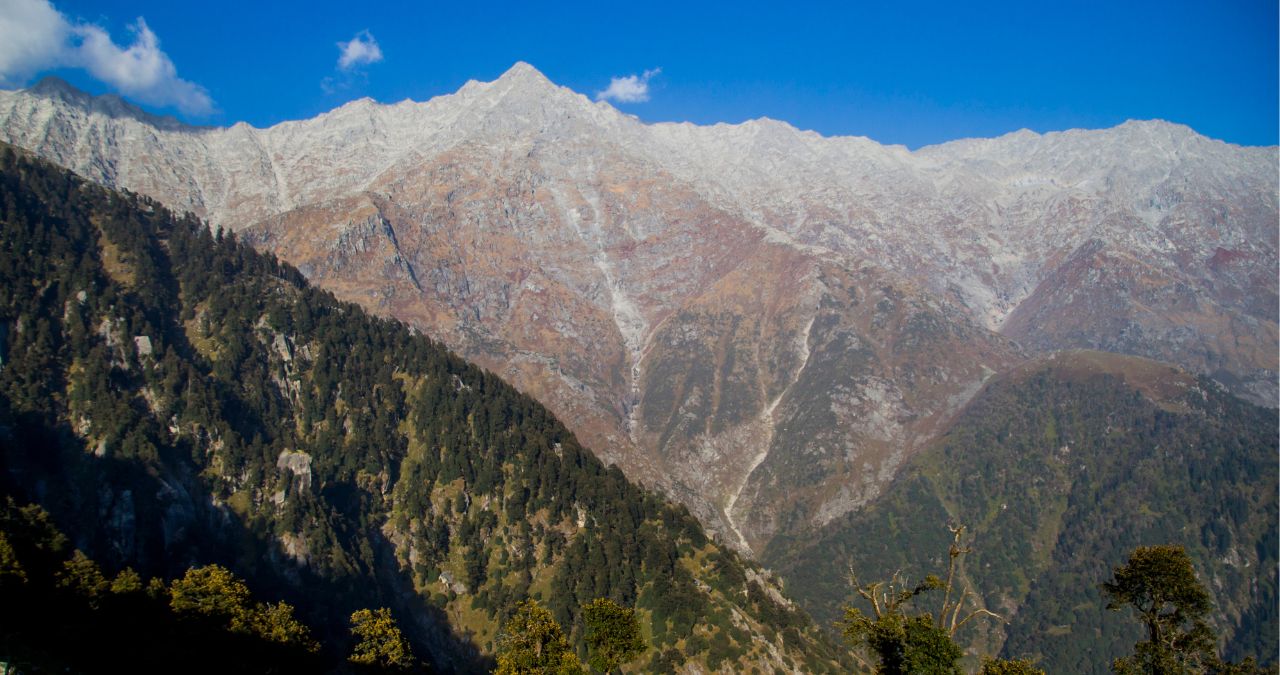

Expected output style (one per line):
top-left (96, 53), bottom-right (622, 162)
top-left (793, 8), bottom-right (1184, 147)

top-left (0, 64), bottom-right (1274, 557)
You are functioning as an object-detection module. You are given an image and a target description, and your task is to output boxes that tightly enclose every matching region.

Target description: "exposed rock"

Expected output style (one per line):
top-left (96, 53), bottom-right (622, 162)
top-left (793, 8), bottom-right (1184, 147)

top-left (273, 532), bottom-right (310, 568)
top-left (2, 65), bottom-right (1273, 556)
top-left (276, 450), bottom-right (313, 491)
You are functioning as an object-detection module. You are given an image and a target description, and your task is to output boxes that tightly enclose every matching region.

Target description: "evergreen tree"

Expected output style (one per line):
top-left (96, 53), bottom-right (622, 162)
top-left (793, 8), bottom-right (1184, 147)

top-left (1103, 546), bottom-right (1217, 674)
top-left (0, 145), bottom-right (849, 674)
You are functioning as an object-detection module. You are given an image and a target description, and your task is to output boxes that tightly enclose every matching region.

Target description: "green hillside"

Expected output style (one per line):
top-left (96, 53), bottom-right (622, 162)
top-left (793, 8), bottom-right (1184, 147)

top-left (0, 145), bottom-right (847, 673)
top-left (765, 351), bottom-right (1277, 673)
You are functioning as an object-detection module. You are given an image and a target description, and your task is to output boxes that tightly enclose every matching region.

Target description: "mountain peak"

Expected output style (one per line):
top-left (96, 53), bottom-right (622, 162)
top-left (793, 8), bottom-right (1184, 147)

top-left (495, 61), bottom-right (554, 87)
top-left (20, 75), bottom-right (190, 131)
top-left (456, 60), bottom-right (615, 133)
top-left (27, 75), bottom-right (88, 102)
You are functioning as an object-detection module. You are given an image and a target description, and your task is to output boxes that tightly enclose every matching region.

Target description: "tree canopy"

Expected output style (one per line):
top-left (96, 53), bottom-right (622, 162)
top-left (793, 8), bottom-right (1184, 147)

top-left (581, 598), bottom-right (646, 673)
top-left (348, 607), bottom-right (417, 670)
top-left (1103, 546), bottom-right (1272, 675)
top-left (495, 599), bottom-right (583, 675)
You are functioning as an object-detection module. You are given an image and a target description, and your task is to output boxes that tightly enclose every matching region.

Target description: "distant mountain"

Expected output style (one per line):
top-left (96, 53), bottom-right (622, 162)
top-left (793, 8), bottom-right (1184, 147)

top-left (765, 351), bottom-right (1278, 673)
top-left (0, 145), bottom-right (847, 673)
top-left (0, 64), bottom-right (1274, 562)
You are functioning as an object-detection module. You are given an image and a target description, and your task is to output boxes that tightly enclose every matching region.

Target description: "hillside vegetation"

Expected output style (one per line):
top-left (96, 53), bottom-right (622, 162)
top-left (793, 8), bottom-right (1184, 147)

top-left (766, 351), bottom-right (1277, 674)
top-left (0, 145), bottom-right (846, 673)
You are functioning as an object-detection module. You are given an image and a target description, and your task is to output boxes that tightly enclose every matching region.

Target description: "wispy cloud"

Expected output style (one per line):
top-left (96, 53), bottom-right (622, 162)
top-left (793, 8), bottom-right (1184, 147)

top-left (0, 0), bottom-right (213, 115)
top-left (596, 68), bottom-right (661, 104)
top-left (76, 19), bottom-right (212, 114)
top-left (337, 30), bottom-right (382, 71)
top-left (323, 29), bottom-right (383, 93)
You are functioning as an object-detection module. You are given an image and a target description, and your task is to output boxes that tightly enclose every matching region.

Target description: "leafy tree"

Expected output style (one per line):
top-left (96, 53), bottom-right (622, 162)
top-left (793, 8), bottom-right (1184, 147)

top-left (581, 598), bottom-right (646, 673)
top-left (495, 599), bottom-right (583, 675)
top-left (169, 563), bottom-right (318, 652)
top-left (348, 607), bottom-right (416, 670)
top-left (251, 601), bottom-right (321, 652)
top-left (901, 616), bottom-right (964, 674)
top-left (169, 564), bottom-right (255, 631)
top-left (0, 499), bottom-right (67, 585)
top-left (841, 607), bottom-right (961, 675)
top-left (1103, 545), bottom-right (1217, 674)
top-left (1104, 545), bottom-right (1273, 675)
top-left (0, 498), bottom-right (325, 673)
top-left (981, 657), bottom-right (1047, 675)
top-left (56, 550), bottom-right (110, 607)
top-left (0, 531), bottom-right (24, 584)
top-left (110, 567), bottom-right (144, 595)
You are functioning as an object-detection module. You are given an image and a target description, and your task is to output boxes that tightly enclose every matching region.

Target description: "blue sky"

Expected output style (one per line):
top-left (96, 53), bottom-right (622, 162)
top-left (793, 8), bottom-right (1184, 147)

top-left (2, 0), bottom-right (1276, 148)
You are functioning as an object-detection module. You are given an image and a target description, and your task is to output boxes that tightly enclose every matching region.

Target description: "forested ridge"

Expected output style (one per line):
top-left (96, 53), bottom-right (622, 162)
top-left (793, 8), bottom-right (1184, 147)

top-left (2, 140), bottom-right (1275, 675)
top-left (0, 144), bottom-right (847, 673)
top-left (766, 352), bottom-right (1278, 674)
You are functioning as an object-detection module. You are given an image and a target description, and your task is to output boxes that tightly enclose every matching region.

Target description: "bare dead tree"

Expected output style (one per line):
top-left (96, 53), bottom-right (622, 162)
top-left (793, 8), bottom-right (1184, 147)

top-left (937, 524), bottom-right (1002, 636)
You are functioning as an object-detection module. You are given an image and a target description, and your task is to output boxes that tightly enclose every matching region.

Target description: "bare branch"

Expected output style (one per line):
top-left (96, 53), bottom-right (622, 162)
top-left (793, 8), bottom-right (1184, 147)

top-left (953, 608), bottom-right (1004, 635)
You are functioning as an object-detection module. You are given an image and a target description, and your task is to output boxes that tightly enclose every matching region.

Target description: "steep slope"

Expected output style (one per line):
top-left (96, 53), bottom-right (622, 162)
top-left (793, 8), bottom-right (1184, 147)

top-left (0, 146), bottom-right (848, 673)
top-left (764, 351), bottom-right (1278, 673)
top-left (0, 64), bottom-right (1273, 559)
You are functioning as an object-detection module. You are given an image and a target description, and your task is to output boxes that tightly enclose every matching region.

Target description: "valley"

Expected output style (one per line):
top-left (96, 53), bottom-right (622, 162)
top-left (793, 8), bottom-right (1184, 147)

top-left (0, 62), bottom-right (1275, 671)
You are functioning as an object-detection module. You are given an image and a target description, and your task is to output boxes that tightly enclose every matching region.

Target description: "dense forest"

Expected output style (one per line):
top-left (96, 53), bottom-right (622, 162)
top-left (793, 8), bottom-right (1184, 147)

top-left (0, 145), bottom-right (848, 673)
top-left (766, 352), bottom-right (1278, 674)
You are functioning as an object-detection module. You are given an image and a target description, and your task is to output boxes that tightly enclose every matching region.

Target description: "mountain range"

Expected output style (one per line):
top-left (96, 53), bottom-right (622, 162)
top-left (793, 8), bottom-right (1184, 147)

top-left (0, 63), bottom-right (1275, 671)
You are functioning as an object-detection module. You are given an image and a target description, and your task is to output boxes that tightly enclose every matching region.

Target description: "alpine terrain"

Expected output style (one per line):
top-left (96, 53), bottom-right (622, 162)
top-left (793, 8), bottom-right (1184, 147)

top-left (0, 62), bottom-right (1275, 671)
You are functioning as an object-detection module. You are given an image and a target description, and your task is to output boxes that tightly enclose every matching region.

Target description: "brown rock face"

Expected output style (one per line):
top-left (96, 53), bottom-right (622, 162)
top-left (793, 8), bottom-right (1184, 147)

top-left (1002, 239), bottom-right (1278, 405)
top-left (1, 64), bottom-right (1274, 554)
top-left (234, 136), bottom-right (1022, 552)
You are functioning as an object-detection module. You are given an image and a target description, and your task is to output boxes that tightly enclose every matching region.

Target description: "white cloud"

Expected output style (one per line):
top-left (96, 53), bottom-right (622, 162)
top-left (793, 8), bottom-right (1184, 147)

top-left (0, 0), bottom-right (213, 116)
top-left (0, 0), bottom-right (69, 84)
top-left (596, 68), bottom-right (661, 104)
top-left (75, 19), bottom-right (212, 115)
top-left (336, 30), bottom-right (382, 71)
